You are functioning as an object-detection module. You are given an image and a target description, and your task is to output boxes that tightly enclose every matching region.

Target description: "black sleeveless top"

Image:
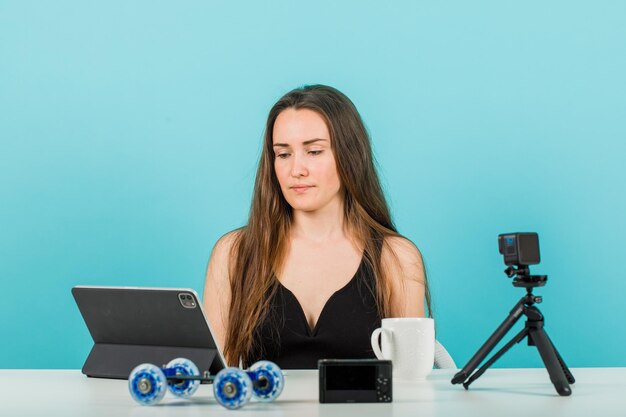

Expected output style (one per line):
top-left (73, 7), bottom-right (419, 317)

top-left (246, 257), bottom-right (382, 369)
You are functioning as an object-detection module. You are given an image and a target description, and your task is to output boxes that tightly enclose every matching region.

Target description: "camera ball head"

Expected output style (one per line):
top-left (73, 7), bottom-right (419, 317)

top-left (505, 264), bottom-right (548, 288)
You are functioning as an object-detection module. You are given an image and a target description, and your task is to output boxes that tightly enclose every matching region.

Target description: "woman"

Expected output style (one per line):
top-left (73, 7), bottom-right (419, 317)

top-left (203, 84), bottom-right (431, 368)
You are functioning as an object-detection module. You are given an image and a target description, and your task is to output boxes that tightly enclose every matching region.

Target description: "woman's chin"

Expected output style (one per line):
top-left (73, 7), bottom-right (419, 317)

top-left (289, 203), bottom-right (318, 212)
top-left (286, 198), bottom-right (323, 212)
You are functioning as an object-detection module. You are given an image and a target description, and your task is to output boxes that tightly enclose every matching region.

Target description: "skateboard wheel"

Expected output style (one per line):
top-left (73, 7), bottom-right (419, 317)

top-left (165, 358), bottom-right (200, 398)
top-left (128, 363), bottom-right (167, 405)
top-left (249, 360), bottom-right (284, 402)
top-left (213, 367), bottom-right (252, 409)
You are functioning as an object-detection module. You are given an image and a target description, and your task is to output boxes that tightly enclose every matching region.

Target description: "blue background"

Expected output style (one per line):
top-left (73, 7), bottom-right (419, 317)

top-left (1, 1), bottom-right (625, 369)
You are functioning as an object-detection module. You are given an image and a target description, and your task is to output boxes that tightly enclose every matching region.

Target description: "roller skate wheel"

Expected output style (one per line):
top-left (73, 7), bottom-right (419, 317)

top-left (128, 363), bottom-right (167, 405)
top-left (165, 358), bottom-right (200, 398)
top-left (213, 367), bottom-right (252, 409)
top-left (249, 360), bottom-right (284, 402)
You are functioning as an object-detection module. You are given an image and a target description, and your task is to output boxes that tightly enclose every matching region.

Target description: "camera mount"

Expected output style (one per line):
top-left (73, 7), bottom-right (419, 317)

top-left (451, 234), bottom-right (575, 396)
top-left (506, 264), bottom-right (548, 288)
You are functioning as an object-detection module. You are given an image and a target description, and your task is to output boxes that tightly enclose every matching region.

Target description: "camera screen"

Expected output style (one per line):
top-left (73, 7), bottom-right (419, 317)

top-left (326, 365), bottom-right (376, 390)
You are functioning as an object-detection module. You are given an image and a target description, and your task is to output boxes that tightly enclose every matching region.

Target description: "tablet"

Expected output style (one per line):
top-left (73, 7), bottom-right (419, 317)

top-left (72, 285), bottom-right (226, 379)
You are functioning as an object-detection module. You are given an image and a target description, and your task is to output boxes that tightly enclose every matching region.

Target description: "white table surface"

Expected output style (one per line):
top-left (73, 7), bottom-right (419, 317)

top-left (1, 368), bottom-right (624, 417)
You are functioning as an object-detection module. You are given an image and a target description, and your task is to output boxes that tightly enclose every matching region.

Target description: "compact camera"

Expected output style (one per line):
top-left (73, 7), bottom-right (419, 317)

top-left (498, 232), bottom-right (540, 266)
top-left (318, 359), bottom-right (392, 403)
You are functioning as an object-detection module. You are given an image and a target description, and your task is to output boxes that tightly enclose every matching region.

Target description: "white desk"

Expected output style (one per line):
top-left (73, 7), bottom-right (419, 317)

top-left (1, 368), bottom-right (624, 417)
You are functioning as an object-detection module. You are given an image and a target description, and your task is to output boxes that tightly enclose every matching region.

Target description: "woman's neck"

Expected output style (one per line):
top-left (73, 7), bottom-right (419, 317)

top-left (291, 197), bottom-right (346, 243)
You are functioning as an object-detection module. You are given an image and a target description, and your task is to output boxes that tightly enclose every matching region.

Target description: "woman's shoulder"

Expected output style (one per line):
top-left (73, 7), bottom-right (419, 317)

top-left (214, 229), bottom-right (243, 251)
top-left (383, 235), bottom-right (422, 261)
top-left (381, 235), bottom-right (425, 283)
top-left (209, 229), bottom-right (244, 267)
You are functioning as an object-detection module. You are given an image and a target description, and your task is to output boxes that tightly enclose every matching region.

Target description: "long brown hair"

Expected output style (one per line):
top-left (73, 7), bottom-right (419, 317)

top-left (224, 85), bottom-right (431, 366)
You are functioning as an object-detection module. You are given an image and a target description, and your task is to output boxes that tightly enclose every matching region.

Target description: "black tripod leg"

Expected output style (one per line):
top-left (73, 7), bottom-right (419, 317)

top-left (544, 332), bottom-right (575, 384)
top-left (452, 299), bottom-right (526, 385)
top-left (529, 328), bottom-right (572, 396)
top-left (463, 327), bottom-right (528, 389)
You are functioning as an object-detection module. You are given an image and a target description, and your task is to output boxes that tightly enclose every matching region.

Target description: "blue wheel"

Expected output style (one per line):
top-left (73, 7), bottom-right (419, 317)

top-left (128, 363), bottom-right (167, 405)
top-left (213, 367), bottom-right (252, 409)
top-left (248, 360), bottom-right (284, 402)
top-left (165, 358), bottom-right (200, 398)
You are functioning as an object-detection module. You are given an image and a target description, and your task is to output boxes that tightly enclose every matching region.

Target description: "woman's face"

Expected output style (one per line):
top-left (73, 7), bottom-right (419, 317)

top-left (272, 108), bottom-right (342, 213)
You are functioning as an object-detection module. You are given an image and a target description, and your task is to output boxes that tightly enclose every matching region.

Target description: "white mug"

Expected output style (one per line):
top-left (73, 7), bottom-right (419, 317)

top-left (370, 317), bottom-right (435, 380)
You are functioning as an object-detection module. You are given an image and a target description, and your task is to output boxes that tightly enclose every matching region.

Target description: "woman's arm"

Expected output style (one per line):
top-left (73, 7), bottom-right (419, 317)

top-left (202, 231), bottom-right (238, 351)
top-left (383, 236), bottom-right (427, 317)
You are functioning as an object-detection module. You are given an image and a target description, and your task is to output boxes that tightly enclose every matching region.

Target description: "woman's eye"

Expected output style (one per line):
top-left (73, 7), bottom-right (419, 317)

top-left (308, 150), bottom-right (323, 156)
top-left (276, 153), bottom-right (290, 159)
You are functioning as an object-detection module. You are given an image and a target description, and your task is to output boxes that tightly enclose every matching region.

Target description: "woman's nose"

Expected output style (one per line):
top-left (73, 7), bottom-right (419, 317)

top-left (290, 153), bottom-right (308, 177)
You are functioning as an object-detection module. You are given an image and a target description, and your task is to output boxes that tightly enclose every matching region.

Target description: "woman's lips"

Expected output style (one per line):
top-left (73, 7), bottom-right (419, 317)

top-left (291, 185), bottom-right (313, 193)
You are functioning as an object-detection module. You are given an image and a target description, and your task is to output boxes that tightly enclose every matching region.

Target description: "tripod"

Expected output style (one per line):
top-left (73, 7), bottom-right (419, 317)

top-left (451, 267), bottom-right (575, 396)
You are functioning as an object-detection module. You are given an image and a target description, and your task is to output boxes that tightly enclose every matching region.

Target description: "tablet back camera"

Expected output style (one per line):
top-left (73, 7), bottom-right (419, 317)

top-left (178, 293), bottom-right (197, 309)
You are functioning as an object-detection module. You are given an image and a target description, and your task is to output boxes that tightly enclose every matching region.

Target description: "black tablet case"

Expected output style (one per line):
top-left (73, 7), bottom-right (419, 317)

top-left (72, 286), bottom-right (225, 379)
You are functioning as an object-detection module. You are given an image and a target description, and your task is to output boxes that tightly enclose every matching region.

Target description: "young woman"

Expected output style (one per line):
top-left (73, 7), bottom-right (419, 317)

top-left (203, 85), bottom-right (431, 369)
